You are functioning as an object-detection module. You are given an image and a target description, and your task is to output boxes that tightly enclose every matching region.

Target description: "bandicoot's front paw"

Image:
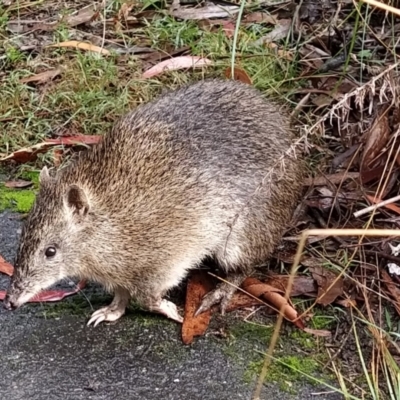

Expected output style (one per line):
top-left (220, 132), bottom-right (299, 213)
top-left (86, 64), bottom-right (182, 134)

top-left (87, 305), bottom-right (126, 327)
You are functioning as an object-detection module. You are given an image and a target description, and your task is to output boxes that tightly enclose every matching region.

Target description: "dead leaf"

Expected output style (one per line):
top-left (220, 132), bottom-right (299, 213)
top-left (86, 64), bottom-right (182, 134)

top-left (182, 271), bottom-right (214, 345)
top-left (0, 280), bottom-right (87, 302)
top-left (170, 3), bottom-right (239, 20)
top-left (224, 67), bottom-right (252, 85)
top-left (268, 275), bottom-right (317, 298)
top-left (65, 4), bottom-right (100, 27)
top-left (243, 12), bottom-right (277, 24)
top-left (142, 56), bottom-right (213, 79)
top-left (361, 111), bottom-right (390, 170)
top-left (118, 2), bottom-right (134, 22)
top-left (20, 68), bottom-right (62, 84)
top-left (225, 291), bottom-right (263, 312)
top-left (336, 298), bottom-right (357, 308)
top-left (309, 267), bottom-right (344, 306)
top-left (263, 42), bottom-right (294, 61)
top-left (0, 135), bottom-right (102, 163)
top-left (47, 41), bottom-right (110, 55)
top-left (303, 328), bottom-right (332, 337)
top-left (242, 278), bottom-right (304, 329)
top-left (254, 19), bottom-right (292, 45)
top-left (221, 20), bottom-right (235, 38)
top-left (360, 164), bottom-right (386, 184)
top-left (0, 255), bottom-right (14, 276)
top-left (381, 269), bottom-right (400, 315)
top-left (4, 180), bottom-right (33, 189)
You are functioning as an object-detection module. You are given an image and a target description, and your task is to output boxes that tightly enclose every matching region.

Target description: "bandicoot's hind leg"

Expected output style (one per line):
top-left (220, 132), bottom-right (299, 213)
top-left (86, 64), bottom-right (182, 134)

top-left (195, 272), bottom-right (245, 316)
top-left (87, 287), bottom-right (131, 327)
top-left (141, 295), bottom-right (183, 323)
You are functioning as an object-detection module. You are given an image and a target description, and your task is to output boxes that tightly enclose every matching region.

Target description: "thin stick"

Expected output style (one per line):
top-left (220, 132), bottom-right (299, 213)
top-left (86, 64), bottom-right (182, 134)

top-left (359, 0), bottom-right (400, 17)
top-left (353, 194), bottom-right (400, 218)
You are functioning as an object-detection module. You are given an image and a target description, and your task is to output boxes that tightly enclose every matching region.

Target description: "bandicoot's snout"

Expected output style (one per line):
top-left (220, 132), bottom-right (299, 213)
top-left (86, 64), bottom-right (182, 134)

top-left (3, 278), bottom-right (30, 311)
top-left (3, 294), bottom-right (18, 310)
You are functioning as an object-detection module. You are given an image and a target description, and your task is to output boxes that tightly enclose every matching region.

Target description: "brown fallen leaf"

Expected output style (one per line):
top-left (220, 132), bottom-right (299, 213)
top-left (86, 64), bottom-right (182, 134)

top-left (242, 277), bottom-right (304, 329)
top-left (381, 269), bottom-right (400, 315)
top-left (361, 109), bottom-right (390, 171)
top-left (309, 267), bottom-right (344, 306)
top-left (224, 67), bottom-right (252, 85)
top-left (170, 2), bottom-right (239, 20)
top-left (182, 270), bottom-right (214, 345)
top-left (0, 135), bottom-right (102, 163)
top-left (47, 41), bottom-right (110, 55)
top-left (118, 2), bottom-right (134, 22)
top-left (4, 180), bottom-right (33, 189)
top-left (20, 68), bottom-right (62, 84)
top-left (360, 165), bottom-right (386, 184)
top-left (65, 4), bottom-right (100, 27)
top-left (243, 12), bottom-right (277, 24)
top-left (268, 275), bottom-right (317, 298)
top-left (0, 255), bottom-right (14, 276)
top-left (336, 298), bottom-right (357, 308)
top-left (142, 56), bottom-right (213, 79)
top-left (365, 194), bottom-right (400, 215)
top-left (254, 18), bottom-right (292, 45)
top-left (303, 328), bottom-right (332, 337)
top-left (0, 280), bottom-right (87, 302)
top-left (225, 291), bottom-right (264, 313)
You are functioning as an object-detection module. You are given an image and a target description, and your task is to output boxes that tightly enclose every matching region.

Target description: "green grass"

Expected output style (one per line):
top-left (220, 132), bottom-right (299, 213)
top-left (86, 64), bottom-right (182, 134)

top-left (0, 12), bottom-right (301, 161)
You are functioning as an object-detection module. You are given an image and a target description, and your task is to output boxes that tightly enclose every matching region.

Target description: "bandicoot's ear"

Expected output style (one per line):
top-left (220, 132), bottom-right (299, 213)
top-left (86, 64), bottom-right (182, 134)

top-left (39, 166), bottom-right (53, 186)
top-left (64, 184), bottom-right (90, 217)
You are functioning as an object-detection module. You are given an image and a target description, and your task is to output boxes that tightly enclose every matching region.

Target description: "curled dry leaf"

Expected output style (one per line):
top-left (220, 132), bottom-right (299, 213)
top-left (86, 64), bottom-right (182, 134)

top-left (0, 255), bottom-right (14, 276)
top-left (20, 68), bottom-right (62, 84)
top-left (361, 110), bottom-right (390, 171)
top-left (48, 41), bottom-right (110, 55)
top-left (303, 328), bottom-right (332, 338)
top-left (182, 270), bottom-right (214, 345)
top-left (4, 180), bottom-right (33, 189)
top-left (309, 266), bottom-right (344, 306)
top-left (224, 67), bottom-right (252, 85)
top-left (170, 3), bottom-right (239, 20)
top-left (142, 56), bottom-right (213, 79)
top-left (242, 277), bottom-right (304, 329)
top-left (0, 135), bottom-right (102, 163)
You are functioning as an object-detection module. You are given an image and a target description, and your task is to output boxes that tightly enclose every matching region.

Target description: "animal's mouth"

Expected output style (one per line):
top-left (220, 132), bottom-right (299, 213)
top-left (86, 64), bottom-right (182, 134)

top-left (3, 289), bottom-right (35, 311)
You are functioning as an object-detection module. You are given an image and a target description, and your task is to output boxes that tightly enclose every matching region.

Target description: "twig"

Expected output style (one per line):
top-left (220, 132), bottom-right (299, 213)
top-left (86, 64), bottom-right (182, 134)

top-left (353, 194), bottom-right (400, 218)
top-left (359, 0), bottom-right (400, 17)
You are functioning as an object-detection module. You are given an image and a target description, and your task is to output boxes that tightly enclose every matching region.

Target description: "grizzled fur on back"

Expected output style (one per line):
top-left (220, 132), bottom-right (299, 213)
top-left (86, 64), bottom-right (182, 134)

top-left (9, 79), bottom-right (304, 308)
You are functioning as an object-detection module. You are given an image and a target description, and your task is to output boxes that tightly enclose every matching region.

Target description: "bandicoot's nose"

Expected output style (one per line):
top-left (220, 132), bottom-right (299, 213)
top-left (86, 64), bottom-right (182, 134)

top-left (3, 295), bottom-right (17, 310)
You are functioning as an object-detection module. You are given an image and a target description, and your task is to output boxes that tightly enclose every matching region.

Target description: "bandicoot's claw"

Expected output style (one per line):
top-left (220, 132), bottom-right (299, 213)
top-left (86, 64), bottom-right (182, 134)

top-left (152, 299), bottom-right (183, 323)
top-left (195, 282), bottom-right (238, 317)
top-left (87, 304), bottom-right (126, 327)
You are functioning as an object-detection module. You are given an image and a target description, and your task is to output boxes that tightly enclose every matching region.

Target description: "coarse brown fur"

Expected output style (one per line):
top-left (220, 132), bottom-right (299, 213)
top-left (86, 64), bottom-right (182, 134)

top-left (5, 79), bottom-right (304, 323)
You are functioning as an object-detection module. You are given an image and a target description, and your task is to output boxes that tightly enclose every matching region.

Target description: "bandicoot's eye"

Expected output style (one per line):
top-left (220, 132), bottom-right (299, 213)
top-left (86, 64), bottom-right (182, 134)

top-left (45, 247), bottom-right (57, 258)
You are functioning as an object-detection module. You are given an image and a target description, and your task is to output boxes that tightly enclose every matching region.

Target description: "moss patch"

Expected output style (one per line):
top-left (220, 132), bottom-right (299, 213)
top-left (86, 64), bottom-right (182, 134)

top-left (0, 186), bottom-right (35, 212)
top-left (0, 170), bottom-right (39, 213)
top-left (245, 355), bottom-right (320, 393)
